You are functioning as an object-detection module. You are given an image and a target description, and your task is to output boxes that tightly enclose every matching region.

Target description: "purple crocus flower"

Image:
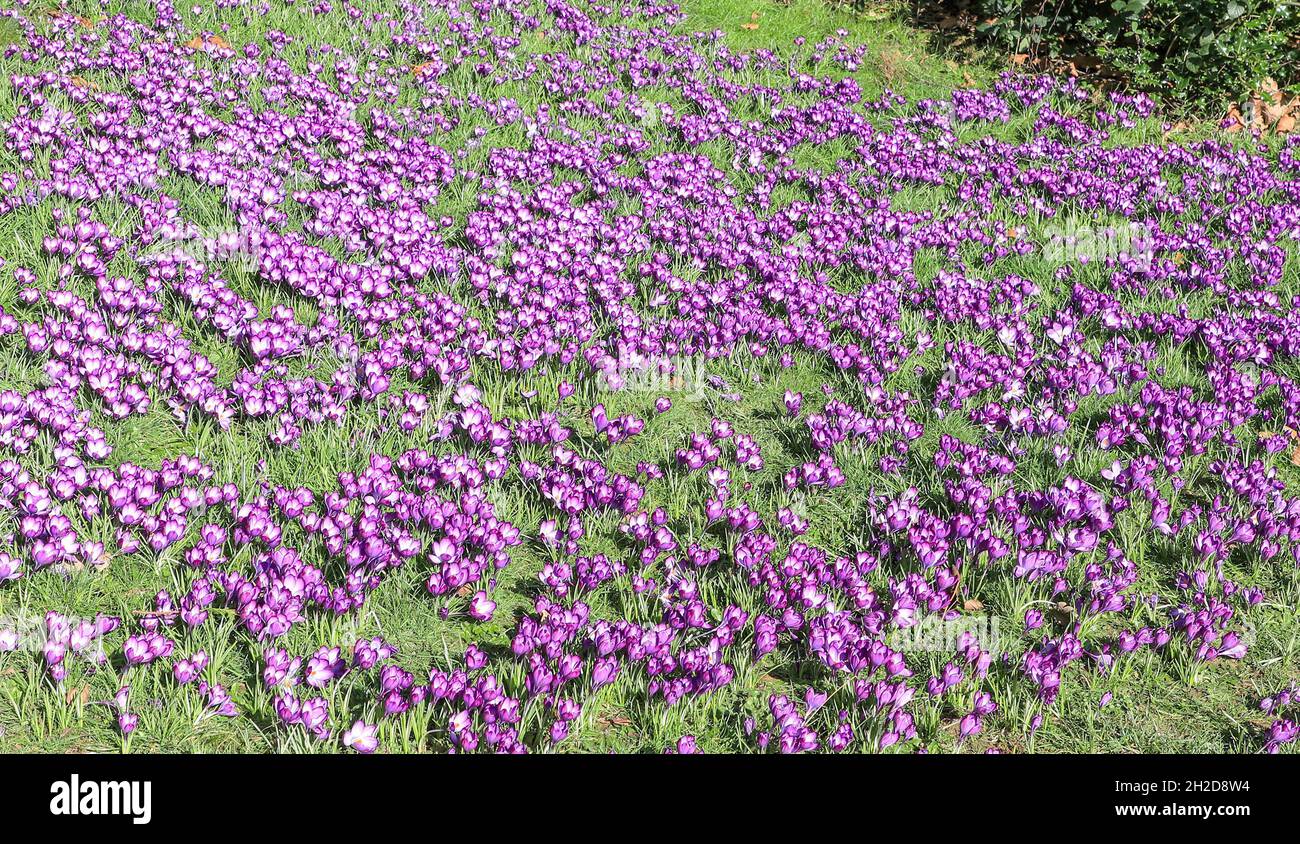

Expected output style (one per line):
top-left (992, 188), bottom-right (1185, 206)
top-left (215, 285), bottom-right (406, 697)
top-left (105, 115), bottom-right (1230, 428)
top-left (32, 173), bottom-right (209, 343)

top-left (343, 719), bottom-right (379, 754)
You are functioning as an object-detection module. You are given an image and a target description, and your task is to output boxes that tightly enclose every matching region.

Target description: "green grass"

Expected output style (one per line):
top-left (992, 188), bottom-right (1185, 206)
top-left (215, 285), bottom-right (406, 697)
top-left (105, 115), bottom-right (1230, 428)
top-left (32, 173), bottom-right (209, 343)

top-left (0, 0), bottom-right (1295, 755)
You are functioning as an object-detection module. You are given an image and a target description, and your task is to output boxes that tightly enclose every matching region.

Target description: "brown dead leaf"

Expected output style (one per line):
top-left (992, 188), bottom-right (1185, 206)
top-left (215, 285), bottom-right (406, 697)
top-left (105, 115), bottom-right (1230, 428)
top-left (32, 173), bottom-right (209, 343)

top-left (1264, 95), bottom-right (1299, 132)
top-left (1291, 445), bottom-right (1300, 467)
top-left (46, 10), bottom-right (95, 28)
top-left (963, 598), bottom-right (984, 612)
top-left (186, 34), bottom-right (233, 52)
top-left (69, 75), bottom-right (99, 91)
top-left (1162, 121), bottom-right (1188, 142)
top-left (1225, 106), bottom-right (1245, 133)
top-left (411, 62), bottom-right (436, 76)
top-left (1067, 54), bottom-right (1106, 77)
top-left (1010, 53), bottom-right (1028, 66)
top-left (456, 584), bottom-right (473, 598)
top-left (598, 714), bottom-right (633, 729)
top-left (1261, 77), bottom-right (1283, 106)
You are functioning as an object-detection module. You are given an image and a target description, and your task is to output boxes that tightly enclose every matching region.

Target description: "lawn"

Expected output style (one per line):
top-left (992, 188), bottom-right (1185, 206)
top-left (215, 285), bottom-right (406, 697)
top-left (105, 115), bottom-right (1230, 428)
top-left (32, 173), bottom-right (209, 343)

top-left (0, 0), bottom-right (1297, 754)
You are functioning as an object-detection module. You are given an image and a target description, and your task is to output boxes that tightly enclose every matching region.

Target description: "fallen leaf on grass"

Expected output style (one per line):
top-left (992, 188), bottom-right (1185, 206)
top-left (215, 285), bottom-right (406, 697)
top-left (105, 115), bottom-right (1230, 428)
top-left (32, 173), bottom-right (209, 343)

top-left (963, 598), bottom-right (984, 611)
top-left (598, 714), bottom-right (633, 729)
top-left (1162, 121), bottom-right (1188, 142)
top-left (46, 10), bottom-right (95, 28)
top-left (1264, 95), bottom-right (1299, 130)
top-left (186, 34), bottom-right (233, 52)
top-left (1224, 106), bottom-right (1246, 133)
top-left (1225, 81), bottom-right (1300, 136)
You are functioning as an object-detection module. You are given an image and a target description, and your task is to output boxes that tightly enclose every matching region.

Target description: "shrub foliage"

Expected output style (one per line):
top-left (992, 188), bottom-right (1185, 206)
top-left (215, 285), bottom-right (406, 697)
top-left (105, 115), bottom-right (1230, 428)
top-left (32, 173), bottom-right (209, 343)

top-left (937, 1), bottom-right (1300, 112)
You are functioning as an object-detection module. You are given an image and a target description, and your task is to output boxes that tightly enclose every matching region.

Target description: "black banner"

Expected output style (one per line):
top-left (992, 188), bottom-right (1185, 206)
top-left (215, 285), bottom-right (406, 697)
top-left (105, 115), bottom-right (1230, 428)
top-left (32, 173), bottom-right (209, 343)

top-left (3, 752), bottom-right (1286, 830)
